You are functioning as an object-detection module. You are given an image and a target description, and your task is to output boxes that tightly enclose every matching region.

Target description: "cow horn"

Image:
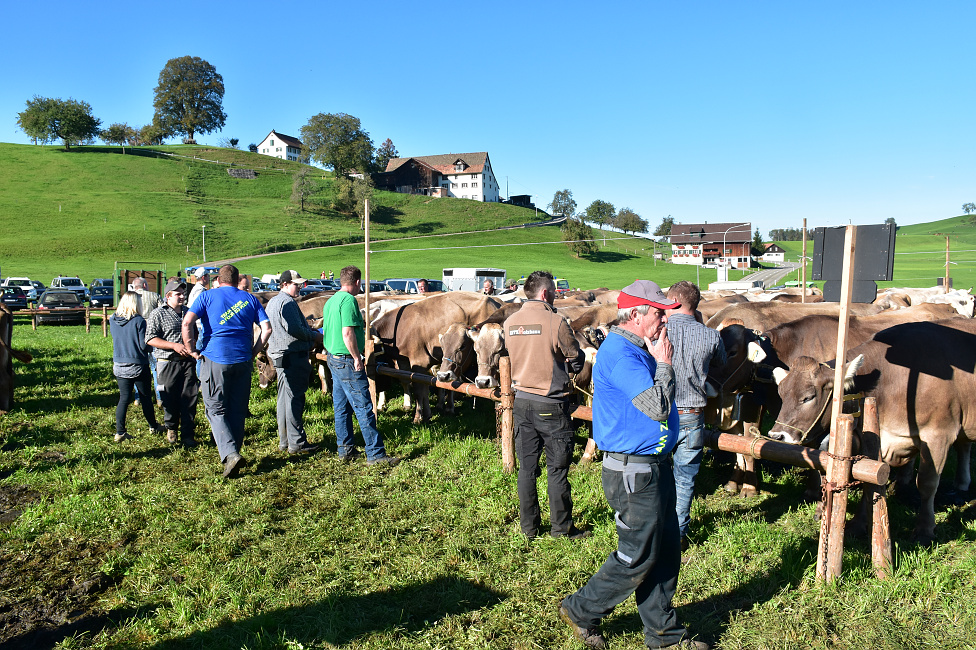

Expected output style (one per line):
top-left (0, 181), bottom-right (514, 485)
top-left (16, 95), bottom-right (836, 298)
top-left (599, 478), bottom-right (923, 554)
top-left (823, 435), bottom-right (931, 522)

top-left (772, 367), bottom-right (789, 385)
top-left (843, 354), bottom-right (864, 391)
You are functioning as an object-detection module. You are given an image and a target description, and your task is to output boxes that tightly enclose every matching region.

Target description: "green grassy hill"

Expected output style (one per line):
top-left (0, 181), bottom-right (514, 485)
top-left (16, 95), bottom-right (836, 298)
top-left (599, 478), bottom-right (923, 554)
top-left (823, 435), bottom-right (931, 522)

top-left (3, 142), bottom-right (973, 290)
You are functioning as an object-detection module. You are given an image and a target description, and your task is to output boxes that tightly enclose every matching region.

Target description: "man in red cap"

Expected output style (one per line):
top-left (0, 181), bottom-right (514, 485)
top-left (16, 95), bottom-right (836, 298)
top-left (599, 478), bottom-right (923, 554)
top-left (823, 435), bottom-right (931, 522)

top-left (559, 280), bottom-right (709, 650)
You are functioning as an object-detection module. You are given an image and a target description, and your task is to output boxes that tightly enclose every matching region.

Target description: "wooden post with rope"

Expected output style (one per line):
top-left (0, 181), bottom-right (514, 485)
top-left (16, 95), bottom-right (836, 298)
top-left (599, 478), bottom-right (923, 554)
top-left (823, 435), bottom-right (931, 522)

top-left (499, 355), bottom-right (515, 473)
top-left (801, 218), bottom-right (808, 303)
top-left (363, 198), bottom-right (378, 417)
top-left (862, 396), bottom-right (893, 578)
top-left (817, 224), bottom-right (857, 582)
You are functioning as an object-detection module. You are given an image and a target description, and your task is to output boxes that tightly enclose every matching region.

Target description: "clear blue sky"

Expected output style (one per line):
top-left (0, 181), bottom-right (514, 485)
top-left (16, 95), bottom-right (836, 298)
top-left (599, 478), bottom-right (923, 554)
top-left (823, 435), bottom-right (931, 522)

top-left (2, 1), bottom-right (973, 239)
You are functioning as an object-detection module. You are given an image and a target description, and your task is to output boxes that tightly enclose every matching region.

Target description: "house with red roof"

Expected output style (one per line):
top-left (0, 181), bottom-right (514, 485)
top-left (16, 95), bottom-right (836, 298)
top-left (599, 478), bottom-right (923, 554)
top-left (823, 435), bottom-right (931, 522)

top-left (374, 152), bottom-right (500, 202)
top-left (257, 130), bottom-right (303, 162)
top-left (669, 222), bottom-right (754, 269)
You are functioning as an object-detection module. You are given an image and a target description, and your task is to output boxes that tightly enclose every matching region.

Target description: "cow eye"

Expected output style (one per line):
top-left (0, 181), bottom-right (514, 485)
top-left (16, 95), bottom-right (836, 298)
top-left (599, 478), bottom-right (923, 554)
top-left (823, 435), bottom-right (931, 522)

top-left (801, 394), bottom-right (816, 404)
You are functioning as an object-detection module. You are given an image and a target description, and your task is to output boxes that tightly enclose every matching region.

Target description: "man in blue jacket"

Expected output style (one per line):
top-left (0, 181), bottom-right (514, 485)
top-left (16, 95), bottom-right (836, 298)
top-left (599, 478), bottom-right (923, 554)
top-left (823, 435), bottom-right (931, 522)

top-left (559, 280), bottom-right (709, 650)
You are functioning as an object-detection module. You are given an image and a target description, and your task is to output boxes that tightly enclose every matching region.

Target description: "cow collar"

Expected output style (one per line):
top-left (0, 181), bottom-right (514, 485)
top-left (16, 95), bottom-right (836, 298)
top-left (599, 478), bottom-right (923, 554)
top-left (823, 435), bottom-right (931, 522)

top-left (774, 387), bottom-right (865, 446)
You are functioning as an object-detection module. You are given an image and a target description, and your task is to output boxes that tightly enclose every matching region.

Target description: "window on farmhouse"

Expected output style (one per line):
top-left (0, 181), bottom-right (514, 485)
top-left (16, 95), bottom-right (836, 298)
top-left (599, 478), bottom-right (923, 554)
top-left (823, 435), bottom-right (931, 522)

top-left (271, 140), bottom-right (275, 146)
top-left (472, 182), bottom-right (478, 188)
top-left (462, 183), bottom-right (468, 188)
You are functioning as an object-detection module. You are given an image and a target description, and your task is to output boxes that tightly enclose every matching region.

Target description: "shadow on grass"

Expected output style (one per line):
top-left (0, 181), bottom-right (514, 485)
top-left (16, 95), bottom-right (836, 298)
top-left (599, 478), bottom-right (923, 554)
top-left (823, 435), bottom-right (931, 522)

top-left (585, 250), bottom-right (639, 263)
top-left (386, 219), bottom-right (442, 234)
top-left (1, 603), bottom-right (159, 650)
top-left (147, 575), bottom-right (505, 649)
top-left (370, 205), bottom-right (405, 227)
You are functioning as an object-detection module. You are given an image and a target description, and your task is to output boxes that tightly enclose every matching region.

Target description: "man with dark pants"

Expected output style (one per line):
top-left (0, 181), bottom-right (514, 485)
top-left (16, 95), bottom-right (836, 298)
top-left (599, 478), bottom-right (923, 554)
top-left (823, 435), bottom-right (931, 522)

top-left (322, 265), bottom-right (398, 466)
top-left (665, 281), bottom-right (726, 551)
top-left (182, 265), bottom-right (271, 478)
top-left (267, 270), bottom-right (323, 455)
top-left (146, 279), bottom-right (199, 447)
top-left (504, 270), bottom-right (589, 539)
top-left (559, 280), bottom-right (708, 650)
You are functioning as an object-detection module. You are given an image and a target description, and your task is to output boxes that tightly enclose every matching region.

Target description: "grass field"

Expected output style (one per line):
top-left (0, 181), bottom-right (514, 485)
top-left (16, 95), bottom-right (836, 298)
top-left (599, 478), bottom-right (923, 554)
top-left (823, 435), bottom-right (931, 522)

top-left (1, 325), bottom-right (975, 649)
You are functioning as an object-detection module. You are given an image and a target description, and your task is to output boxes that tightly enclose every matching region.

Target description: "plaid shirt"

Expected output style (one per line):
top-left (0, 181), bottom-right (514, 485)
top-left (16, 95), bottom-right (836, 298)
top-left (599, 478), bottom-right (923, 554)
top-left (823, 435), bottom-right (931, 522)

top-left (145, 303), bottom-right (192, 360)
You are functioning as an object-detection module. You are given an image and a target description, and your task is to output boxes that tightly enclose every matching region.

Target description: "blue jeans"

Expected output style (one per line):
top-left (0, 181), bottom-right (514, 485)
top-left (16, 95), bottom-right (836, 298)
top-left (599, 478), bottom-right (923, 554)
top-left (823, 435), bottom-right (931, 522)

top-left (199, 357), bottom-right (251, 462)
top-left (672, 410), bottom-right (705, 539)
top-left (327, 354), bottom-right (387, 461)
top-left (149, 354), bottom-right (161, 402)
top-left (562, 457), bottom-right (686, 648)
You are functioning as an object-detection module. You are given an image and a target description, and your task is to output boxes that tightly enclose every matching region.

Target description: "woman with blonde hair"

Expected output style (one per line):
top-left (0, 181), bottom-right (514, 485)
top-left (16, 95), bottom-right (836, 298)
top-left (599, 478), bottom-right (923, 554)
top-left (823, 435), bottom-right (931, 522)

top-left (110, 291), bottom-right (164, 442)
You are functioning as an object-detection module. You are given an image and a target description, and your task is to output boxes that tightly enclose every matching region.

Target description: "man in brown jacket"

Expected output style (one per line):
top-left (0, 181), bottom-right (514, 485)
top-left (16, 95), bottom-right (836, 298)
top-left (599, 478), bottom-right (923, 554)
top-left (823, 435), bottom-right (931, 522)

top-left (504, 270), bottom-right (589, 539)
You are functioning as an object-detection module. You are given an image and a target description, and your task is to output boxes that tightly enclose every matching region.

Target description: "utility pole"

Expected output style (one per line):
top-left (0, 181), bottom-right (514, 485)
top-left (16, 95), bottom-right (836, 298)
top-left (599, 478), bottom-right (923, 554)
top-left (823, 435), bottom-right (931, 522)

top-left (202, 225), bottom-right (206, 263)
top-left (934, 233), bottom-right (951, 291)
top-left (801, 218), bottom-right (807, 303)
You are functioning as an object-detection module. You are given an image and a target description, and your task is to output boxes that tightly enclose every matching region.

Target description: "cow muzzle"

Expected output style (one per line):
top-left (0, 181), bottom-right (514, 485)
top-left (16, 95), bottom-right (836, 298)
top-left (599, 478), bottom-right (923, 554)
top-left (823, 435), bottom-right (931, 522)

top-left (436, 370), bottom-right (456, 382)
top-left (475, 375), bottom-right (499, 389)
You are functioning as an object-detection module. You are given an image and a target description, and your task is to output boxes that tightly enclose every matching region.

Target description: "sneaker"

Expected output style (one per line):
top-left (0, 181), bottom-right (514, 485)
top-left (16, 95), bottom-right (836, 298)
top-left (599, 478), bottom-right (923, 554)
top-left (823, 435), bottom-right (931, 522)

top-left (367, 455), bottom-right (400, 467)
top-left (523, 529), bottom-right (540, 540)
top-left (279, 443), bottom-right (289, 452)
top-left (151, 424), bottom-right (167, 435)
top-left (166, 429), bottom-right (178, 444)
top-left (114, 432), bottom-right (133, 443)
top-left (288, 443), bottom-right (320, 455)
top-left (339, 448), bottom-right (362, 462)
top-left (181, 437), bottom-right (198, 449)
top-left (558, 600), bottom-right (605, 649)
top-left (551, 526), bottom-right (591, 540)
top-left (661, 640), bottom-right (710, 650)
top-left (222, 453), bottom-right (246, 478)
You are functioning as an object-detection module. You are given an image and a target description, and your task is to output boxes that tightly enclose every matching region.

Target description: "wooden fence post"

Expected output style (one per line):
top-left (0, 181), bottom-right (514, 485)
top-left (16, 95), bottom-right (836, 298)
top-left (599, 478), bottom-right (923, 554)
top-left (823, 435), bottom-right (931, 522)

top-left (818, 414), bottom-right (854, 582)
top-left (102, 306), bottom-right (108, 337)
top-left (862, 397), bottom-right (893, 578)
top-left (85, 307), bottom-right (91, 333)
top-left (499, 356), bottom-right (515, 473)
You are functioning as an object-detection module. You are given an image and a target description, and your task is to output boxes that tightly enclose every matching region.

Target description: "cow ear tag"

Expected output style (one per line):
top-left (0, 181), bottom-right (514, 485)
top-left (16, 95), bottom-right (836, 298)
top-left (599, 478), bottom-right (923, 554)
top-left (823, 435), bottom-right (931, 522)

top-left (746, 341), bottom-right (766, 363)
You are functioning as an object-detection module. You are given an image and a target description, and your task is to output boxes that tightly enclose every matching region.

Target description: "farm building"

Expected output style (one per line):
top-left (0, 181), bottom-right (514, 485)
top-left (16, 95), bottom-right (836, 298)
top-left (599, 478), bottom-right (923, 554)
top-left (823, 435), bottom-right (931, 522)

top-left (670, 222), bottom-right (753, 269)
top-left (256, 130), bottom-right (303, 162)
top-left (374, 152), bottom-right (501, 202)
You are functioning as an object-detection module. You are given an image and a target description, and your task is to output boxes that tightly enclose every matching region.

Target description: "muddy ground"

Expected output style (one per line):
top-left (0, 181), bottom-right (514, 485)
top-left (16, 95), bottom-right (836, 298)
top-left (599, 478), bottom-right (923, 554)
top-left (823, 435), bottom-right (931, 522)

top-left (0, 483), bottom-right (125, 649)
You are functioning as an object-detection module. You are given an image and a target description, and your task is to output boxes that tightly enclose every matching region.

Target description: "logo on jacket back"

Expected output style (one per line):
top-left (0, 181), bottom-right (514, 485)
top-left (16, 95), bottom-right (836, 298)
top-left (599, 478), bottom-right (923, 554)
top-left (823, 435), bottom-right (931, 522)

top-left (509, 324), bottom-right (542, 336)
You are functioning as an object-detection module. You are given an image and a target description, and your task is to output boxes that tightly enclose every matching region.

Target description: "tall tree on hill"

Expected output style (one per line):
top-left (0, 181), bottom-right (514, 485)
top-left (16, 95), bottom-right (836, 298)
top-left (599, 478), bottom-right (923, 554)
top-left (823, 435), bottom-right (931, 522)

top-left (548, 189), bottom-right (576, 217)
top-left (101, 123), bottom-right (137, 153)
top-left (300, 112), bottom-right (374, 179)
top-left (152, 56), bottom-right (227, 143)
top-left (374, 138), bottom-right (398, 172)
top-left (293, 166), bottom-right (317, 212)
top-left (751, 228), bottom-right (764, 255)
top-left (584, 199), bottom-right (615, 229)
top-left (653, 215), bottom-right (674, 238)
top-left (561, 216), bottom-right (598, 258)
top-left (17, 96), bottom-right (101, 150)
top-left (962, 203), bottom-right (976, 215)
top-left (615, 208), bottom-right (648, 235)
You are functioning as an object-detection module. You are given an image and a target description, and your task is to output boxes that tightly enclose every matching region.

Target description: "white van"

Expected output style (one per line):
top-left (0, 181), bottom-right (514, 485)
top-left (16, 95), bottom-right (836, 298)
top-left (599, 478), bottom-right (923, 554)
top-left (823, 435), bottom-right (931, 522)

top-left (441, 268), bottom-right (507, 293)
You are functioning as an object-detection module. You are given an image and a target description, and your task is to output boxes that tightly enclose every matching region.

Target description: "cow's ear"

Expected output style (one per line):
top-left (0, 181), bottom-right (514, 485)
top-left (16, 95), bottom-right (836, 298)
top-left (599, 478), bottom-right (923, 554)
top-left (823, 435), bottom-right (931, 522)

top-left (746, 341), bottom-right (766, 363)
top-left (844, 354), bottom-right (864, 391)
top-left (772, 367), bottom-right (789, 385)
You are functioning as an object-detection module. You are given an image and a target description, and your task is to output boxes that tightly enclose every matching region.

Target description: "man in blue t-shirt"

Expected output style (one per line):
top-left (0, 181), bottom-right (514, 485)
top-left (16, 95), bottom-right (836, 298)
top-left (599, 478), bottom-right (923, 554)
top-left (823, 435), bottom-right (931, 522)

top-left (182, 264), bottom-right (271, 478)
top-left (559, 280), bottom-right (710, 650)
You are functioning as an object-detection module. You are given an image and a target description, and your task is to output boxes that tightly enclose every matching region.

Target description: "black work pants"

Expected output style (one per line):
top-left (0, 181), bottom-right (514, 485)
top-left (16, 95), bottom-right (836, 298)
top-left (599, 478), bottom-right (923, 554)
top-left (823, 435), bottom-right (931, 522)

top-left (157, 357), bottom-right (199, 438)
top-left (514, 398), bottom-right (575, 535)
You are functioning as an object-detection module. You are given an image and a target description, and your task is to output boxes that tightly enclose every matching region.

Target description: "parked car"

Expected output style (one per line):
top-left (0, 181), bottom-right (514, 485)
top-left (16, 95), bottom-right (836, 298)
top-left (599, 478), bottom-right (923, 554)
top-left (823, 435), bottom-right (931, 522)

top-left (299, 279), bottom-right (337, 296)
top-left (50, 276), bottom-right (89, 300)
top-left (89, 285), bottom-right (115, 308)
top-left (365, 281), bottom-right (391, 293)
top-left (91, 278), bottom-right (113, 288)
top-left (383, 278), bottom-right (442, 293)
top-left (2, 277), bottom-right (37, 302)
top-left (1, 286), bottom-right (28, 310)
top-left (555, 278), bottom-right (571, 294)
top-left (36, 290), bottom-right (86, 324)
top-left (30, 280), bottom-right (46, 299)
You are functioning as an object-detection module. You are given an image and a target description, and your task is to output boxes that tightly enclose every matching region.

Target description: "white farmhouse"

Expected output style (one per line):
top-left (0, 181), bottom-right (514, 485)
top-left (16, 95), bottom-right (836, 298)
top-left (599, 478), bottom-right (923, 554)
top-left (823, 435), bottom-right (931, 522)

top-left (256, 130), bottom-right (303, 162)
top-left (761, 243), bottom-right (786, 264)
top-left (376, 152), bottom-right (501, 202)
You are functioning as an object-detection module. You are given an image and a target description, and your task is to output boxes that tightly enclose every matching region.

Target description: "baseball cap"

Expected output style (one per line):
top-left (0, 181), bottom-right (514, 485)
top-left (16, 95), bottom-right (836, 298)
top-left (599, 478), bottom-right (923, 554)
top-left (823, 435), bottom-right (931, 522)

top-left (618, 280), bottom-right (680, 310)
top-left (165, 279), bottom-right (187, 294)
top-left (279, 270), bottom-right (306, 284)
top-left (193, 267), bottom-right (208, 279)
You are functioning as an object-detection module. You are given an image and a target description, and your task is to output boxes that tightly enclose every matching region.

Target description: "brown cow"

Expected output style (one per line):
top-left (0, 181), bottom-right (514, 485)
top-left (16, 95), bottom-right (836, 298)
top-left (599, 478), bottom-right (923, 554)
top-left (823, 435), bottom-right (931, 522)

top-left (371, 292), bottom-right (501, 423)
top-left (0, 305), bottom-right (33, 413)
top-left (769, 318), bottom-right (976, 543)
top-left (705, 300), bottom-right (884, 331)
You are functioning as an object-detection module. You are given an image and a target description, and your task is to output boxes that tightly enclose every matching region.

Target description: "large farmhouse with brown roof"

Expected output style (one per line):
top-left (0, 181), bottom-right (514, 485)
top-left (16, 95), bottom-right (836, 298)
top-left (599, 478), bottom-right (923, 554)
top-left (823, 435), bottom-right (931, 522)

top-left (374, 152), bottom-right (500, 202)
top-left (257, 130), bottom-right (303, 162)
top-left (670, 222), bottom-right (753, 269)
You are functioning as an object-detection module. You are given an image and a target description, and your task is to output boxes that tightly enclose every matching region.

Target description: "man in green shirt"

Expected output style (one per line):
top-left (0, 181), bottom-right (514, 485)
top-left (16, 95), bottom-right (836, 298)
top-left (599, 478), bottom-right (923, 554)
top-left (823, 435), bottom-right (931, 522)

top-left (322, 265), bottom-right (398, 466)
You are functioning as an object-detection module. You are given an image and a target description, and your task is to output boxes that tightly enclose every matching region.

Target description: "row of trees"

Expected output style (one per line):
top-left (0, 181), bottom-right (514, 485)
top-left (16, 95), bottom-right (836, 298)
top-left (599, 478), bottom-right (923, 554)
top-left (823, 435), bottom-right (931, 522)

top-left (550, 190), bottom-right (662, 258)
top-left (17, 56), bottom-right (228, 151)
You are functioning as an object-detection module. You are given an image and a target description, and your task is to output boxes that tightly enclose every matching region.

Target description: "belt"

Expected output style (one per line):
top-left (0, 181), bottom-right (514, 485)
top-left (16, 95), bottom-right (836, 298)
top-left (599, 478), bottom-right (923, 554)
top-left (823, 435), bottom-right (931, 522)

top-left (677, 407), bottom-right (704, 414)
top-left (328, 352), bottom-right (353, 358)
top-left (605, 452), bottom-right (666, 465)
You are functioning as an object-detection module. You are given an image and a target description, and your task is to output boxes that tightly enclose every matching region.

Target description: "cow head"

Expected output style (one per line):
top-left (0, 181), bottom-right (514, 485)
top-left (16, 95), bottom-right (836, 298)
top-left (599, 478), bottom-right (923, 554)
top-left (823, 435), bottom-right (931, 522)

top-left (767, 354), bottom-right (864, 445)
top-left (436, 323), bottom-right (474, 382)
top-left (468, 323), bottom-right (505, 388)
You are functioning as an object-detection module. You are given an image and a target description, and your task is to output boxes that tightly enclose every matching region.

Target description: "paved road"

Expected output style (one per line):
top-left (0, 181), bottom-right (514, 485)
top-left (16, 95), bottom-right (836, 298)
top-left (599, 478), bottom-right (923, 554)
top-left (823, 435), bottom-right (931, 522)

top-left (741, 262), bottom-right (801, 288)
